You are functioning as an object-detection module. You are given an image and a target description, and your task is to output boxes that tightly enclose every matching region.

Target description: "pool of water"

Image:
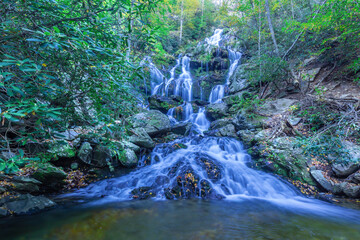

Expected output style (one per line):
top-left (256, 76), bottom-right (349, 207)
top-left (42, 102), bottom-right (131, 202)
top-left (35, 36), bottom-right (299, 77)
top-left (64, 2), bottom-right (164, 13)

top-left (1, 198), bottom-right (359, 240)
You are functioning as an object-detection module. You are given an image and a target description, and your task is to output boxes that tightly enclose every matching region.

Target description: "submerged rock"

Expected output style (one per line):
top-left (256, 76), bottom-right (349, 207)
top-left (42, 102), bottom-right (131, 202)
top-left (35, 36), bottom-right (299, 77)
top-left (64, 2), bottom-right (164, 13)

top-left (131, 187), bottom-right (155, 200)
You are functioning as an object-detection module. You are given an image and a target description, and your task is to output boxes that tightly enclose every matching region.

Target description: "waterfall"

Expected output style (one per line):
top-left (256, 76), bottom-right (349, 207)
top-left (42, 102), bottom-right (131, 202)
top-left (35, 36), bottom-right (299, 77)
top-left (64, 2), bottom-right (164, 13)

top-left (165, 55), bottom-right (181, 96)
top-left (190, 107), bottom-right (210, 134)
top-left (142, 57), bottom-right (165, 96)
top-left (205, 29), bottom-right (223, 47)
top-left (174, 56), bottom-right (193, 102)
top-left (226, 49), bottom-right (242, 85)
top-left (209, 85), bottom-right (225, 103)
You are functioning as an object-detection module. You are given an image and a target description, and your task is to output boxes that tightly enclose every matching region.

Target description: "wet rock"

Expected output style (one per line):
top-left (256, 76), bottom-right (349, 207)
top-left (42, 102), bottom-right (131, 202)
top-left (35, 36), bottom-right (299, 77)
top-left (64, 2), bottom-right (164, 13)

top-left (198, 158), bottom-right (222, 181)
top-left (120, 149), bottom-right (138, 168)
top-left (127, 110), bottom-right (171, 137)
top-left (163, 133), bottom-right (182, 142)
top-left (193, 99), bottom-right (208, 106)
top-left (148, 95), bottom-right (178, 114)
top-left (205, 102), bottom-right (229, 121)
top-left (164, 188), bottom-right (175, 200)
top-left (131, 187), bottom-right (156, 200)
top-left (78, 142), bottom-right (93, 165)
top-left (128, 128), bottom-right (155, 149)
top-left (31, 163), bottom-right (67, 190)
top-left (171, 122), bottom-right (192, 136)
top-left (47, 139), bottom-right (76, 159)
top-left (258, 98), bottom-right (298, 116)
top-left (343, 183), bottom-right (360, 198)
top-left (155, 176), bottom-right (170, 186)
top-left (2, 194), bottom-right (55, 215)
top-left (310, 170), bottom-right (333, 192)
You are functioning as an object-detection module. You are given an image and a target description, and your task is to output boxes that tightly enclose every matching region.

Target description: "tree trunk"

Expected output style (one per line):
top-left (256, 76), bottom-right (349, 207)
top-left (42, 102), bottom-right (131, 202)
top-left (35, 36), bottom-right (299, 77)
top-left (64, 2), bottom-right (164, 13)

top-left (265, 0), bottom-right (279, 56)
top-left (127, 0), bottom-right (134, 60)
top-left (179, 0), bottom-right (184, 45)
top-left (258, 3), bottom-right (262, 88)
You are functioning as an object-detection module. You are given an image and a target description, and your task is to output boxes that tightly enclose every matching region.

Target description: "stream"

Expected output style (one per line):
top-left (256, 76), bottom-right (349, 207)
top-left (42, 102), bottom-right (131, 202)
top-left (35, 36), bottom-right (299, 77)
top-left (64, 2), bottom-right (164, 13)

top-left (1, 29), bottom-right (359, 240)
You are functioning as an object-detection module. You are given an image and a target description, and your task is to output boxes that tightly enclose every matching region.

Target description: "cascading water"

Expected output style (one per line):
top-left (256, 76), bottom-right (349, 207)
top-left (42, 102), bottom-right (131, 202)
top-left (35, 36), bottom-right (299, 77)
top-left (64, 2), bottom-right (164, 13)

top-left (142, 57), bottom-right (165, 96)
top-left (174, 56), bottom-right (192, 102)
top-left (209, 85), bottom-right (225, 103)
top-left (205, 29), bottom-right (223, 47)
top-left (61, 28), bottom-right (359, 235)
top-left (226, 48), bottom-right (242, 85)
top-left (164, 56), bottom-right (181, 96)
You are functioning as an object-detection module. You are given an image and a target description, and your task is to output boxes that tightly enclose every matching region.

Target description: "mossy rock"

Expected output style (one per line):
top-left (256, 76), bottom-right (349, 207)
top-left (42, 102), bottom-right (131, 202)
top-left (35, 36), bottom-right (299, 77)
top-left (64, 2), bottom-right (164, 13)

top-left (47, 139), bottom-right (76, 160)
top-left (31, 163), bottom-right (67, 190)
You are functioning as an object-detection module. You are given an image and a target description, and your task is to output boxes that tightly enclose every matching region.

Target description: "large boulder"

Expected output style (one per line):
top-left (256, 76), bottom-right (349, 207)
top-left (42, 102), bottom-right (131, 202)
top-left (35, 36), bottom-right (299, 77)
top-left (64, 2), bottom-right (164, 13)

top-left (31, 163), bottom-right (67, 190)
top-left (0, 175), bottom-right (41, 193)
top-left (78, 142), bottom-right (93, 165)
top-left (332, 141), bottom-right (360, 177)
top-left (148, 95), bottom-right (179, 114)
top-left (1, 194), bottom-right (55, 215)
top-left (205, 102), bottom-right (229, 121)
top-left (310, 170), bottom-right (333, 192)
top-left (127, 110), bottom-right (171, 137)
top-left (332, 162), bottom-right (360, 178)
top-left (128, 128), bottom-right (155, 149)
top-left (92, 145), bottom-right (120, 168)
top-left (121, 140), bottom-right (141, 154)
top-left (47, 139), bottom-right (76, 160)
top-left (119, 149), bottom-right (138, 168)
top-left (343, 183), bottom-right (360, 198)
top-left (258, 98), bottom-right (298, 116)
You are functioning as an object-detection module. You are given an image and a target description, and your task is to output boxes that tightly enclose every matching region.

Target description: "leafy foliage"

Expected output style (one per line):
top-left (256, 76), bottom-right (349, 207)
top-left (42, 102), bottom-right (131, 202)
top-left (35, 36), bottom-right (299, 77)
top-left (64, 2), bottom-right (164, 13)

top-left (0, 0), bottom-right (159, 165)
